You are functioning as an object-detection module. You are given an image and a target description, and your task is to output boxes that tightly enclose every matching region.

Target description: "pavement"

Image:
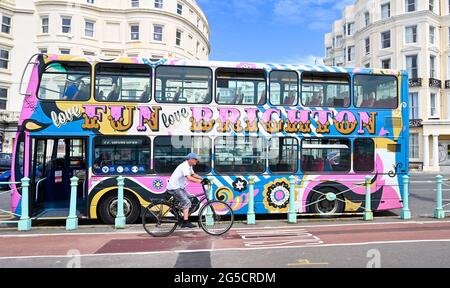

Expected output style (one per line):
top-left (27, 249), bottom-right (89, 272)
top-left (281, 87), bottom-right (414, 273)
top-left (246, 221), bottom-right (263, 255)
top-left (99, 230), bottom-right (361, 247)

top-left (0, 172), bottom-right (449, 268)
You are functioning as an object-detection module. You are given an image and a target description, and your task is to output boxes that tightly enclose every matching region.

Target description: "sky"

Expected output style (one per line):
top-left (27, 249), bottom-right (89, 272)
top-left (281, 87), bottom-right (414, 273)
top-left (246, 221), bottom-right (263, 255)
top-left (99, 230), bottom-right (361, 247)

top-left (197, 0), bottom-right (355, 65)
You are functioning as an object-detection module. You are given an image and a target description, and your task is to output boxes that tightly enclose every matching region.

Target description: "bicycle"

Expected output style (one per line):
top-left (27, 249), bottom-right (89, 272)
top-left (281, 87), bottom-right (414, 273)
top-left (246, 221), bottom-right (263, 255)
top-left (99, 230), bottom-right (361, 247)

top-left (142, 180), bottom-right (234, 237)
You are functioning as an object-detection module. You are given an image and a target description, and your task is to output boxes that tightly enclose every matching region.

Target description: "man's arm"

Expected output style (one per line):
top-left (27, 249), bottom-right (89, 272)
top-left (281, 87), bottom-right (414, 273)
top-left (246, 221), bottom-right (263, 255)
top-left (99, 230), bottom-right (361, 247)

top-left (192, 173), bottom-right (203, 181)
top-left (186, 175), bottom-right (202, 183)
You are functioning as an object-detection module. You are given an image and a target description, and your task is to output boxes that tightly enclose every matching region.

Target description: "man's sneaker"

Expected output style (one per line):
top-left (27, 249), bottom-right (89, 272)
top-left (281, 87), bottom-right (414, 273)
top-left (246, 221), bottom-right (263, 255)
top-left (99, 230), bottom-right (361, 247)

top-left (180, 221), bottom-right (197, 229)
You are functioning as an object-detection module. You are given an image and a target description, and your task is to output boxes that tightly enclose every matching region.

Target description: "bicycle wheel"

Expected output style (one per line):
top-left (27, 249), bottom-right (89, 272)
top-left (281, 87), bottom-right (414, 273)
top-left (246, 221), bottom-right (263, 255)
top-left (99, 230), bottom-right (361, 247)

top-left (142, 202), bottom-right (179, 237)
top-left (198, 201), bottom-right (234, 236)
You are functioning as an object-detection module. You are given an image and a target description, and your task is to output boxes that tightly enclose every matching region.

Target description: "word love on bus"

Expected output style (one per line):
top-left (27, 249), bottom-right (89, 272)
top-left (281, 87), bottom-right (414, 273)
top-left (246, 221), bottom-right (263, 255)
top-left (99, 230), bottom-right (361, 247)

top-left (80, 104), bottom-right (377, 135)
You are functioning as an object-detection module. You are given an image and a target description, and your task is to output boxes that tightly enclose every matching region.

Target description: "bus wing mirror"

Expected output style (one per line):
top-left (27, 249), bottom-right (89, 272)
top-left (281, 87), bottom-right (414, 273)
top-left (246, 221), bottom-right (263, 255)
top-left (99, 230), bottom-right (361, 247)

top-left (19, 53), bottom-right (41, 96)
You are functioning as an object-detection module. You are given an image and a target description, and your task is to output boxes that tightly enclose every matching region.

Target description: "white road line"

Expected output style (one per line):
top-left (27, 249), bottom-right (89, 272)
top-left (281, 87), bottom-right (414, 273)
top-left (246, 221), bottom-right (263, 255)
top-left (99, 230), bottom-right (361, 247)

top-left (0, 239), bottom-right (449, 261)
top-left (1, 220), bottom-right (450, 238)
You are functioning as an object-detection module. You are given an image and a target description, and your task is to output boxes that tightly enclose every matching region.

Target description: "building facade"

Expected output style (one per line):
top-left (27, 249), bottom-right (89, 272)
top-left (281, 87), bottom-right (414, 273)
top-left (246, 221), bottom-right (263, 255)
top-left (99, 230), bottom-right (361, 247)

top-left (0, 0), bottom-right (210, 152)
top-left (324, 0), bottom-right (450, 172)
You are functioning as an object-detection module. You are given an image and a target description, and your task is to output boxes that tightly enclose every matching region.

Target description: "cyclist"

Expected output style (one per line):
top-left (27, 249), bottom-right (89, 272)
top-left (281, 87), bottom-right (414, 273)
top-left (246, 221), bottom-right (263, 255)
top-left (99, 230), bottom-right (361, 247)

top-left (167, 153), bottom-right (206, 228)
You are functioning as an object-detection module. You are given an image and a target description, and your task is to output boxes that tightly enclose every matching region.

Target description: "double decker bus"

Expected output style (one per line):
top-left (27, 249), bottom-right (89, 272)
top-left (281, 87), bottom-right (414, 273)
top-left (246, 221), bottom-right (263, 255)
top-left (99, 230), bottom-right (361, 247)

top-left (10, 54), bottom-right (409, 224)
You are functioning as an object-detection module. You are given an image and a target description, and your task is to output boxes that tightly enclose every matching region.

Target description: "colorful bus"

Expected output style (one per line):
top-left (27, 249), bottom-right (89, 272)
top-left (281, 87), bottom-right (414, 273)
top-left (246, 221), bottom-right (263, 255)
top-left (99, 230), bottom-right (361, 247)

top-left (10, 54), bottom-right (409, 224)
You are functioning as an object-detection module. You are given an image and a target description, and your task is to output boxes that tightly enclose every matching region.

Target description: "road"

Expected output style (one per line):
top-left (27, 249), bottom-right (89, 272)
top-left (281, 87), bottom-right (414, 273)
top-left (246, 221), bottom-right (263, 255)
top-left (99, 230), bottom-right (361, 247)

top-left (0, 220), bottom-right (449, 268)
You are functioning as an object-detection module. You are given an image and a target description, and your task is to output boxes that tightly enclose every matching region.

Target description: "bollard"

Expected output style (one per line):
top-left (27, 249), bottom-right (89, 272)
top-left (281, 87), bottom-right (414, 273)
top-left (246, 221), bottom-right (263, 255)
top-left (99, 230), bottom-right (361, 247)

top-left (18, 177), bottom-right (32, 231)
top-left (206, 176), bottom-right (215, 226)
top-left (400, 175), bottom-right (412, 220)
top-left (115, 176), bottom-right (126, 229)
top-left (435, 175), bottom-right (446, 219)
top-left (247, 176), bottom-right (256, 225)
top-left (66, 176), bottom-right (79, 231)
top-left (288, 175), bottom-right (297, 224)
top-left (363, 175), bottom-right (374, 221)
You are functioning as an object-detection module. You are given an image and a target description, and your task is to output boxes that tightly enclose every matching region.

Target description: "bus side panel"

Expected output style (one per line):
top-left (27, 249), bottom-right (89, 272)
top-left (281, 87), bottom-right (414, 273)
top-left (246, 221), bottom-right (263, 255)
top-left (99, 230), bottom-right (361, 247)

top-left (11, 57), bottom-right (42, 215)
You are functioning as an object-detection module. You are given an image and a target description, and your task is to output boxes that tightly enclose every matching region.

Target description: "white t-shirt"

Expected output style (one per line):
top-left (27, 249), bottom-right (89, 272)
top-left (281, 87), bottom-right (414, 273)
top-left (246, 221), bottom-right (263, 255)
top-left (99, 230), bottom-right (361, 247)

top-left (167, 161), bottom-right (194, 190)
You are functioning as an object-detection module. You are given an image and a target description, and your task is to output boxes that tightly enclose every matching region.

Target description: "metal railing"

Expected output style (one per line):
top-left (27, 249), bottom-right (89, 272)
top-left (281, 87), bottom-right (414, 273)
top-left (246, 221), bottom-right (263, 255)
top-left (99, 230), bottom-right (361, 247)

top-left (243, 174), bottom-right (413, 225)
top-left (435, 175), bottom-right (449, 219)
top-left (67, 176), bottom-right (127, 230)
top-left (6, 173), bottom-right (450, 232)
top-left (0, 178), bottom-right (30, 231)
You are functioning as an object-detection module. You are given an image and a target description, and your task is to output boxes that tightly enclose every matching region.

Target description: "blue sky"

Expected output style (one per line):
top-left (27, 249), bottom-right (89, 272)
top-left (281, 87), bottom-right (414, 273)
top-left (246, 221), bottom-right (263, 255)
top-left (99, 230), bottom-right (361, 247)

top-left (197, 0), bottom-right (354, 65)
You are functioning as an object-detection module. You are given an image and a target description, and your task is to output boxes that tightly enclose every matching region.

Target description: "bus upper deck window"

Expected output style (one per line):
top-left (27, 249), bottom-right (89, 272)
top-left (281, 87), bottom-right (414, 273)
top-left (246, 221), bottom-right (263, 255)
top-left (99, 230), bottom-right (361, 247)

top-left (301, 72), bottom-right (350, 108)
top-left (354, 74), bottom-right (398, 109)
top-left (155, 66), bottom-right (212, 104)
top-left (95, 63), bottom-right (152, 103)
top-left (269, 71), bottom-right (298, 106)
top-left (216, 68), bottom-right (266, 105)
top-left (39, 62), bottom-right (91, 101)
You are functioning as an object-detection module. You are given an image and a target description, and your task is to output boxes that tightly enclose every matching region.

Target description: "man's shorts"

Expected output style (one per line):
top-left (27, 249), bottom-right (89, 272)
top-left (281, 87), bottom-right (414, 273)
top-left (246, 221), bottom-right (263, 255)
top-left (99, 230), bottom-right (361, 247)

top-left (167, 188), bottom-right (192, 209)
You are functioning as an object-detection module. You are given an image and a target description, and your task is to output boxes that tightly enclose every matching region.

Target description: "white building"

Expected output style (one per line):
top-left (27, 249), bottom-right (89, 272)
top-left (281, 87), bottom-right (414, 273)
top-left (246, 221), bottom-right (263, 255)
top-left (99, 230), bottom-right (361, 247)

top-left (0, 0), bottom-right (211, 152)
top-left (324, 0), bottom-right (450, 172)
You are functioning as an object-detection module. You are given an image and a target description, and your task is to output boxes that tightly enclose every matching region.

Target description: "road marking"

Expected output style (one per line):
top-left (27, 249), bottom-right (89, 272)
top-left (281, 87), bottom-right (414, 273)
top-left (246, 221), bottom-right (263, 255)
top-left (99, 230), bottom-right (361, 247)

top-left (287, 259), bottom-right (329, 266)
top-left (237, 228), bottom-right (323, 247)
top-left (1, 239), bottom-right (450, 261)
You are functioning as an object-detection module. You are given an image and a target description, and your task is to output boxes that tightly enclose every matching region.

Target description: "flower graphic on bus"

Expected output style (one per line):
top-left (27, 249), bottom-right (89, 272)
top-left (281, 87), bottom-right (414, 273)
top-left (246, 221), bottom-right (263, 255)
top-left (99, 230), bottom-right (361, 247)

top-left (263, 179), bottom-right (290, 213)
top-left (153, 179), bottom-right (164, 191)
top-left (232, 177), bottom-right (248, 193)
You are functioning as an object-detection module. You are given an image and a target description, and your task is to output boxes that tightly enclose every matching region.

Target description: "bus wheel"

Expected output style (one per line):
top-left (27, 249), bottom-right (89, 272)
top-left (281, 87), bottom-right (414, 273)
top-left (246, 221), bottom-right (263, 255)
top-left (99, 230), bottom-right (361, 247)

top-left (98, 192), bottom-right (141, 224)
top-left (307, 188), bottom-right (345, 216)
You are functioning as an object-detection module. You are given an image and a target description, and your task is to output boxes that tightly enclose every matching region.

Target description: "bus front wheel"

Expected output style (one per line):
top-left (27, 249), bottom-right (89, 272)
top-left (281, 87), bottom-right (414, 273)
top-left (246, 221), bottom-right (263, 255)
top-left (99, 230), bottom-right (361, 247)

top-left (98, 192), bottom-right (141, 224)
top-left (307, 188), bottom-right (345, 216)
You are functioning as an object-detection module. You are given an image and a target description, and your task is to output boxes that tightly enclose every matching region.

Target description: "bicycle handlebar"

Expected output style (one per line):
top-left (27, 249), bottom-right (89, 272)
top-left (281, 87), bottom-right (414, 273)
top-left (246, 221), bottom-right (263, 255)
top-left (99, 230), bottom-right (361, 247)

top-left (200, 179), bottom-right (211, 198)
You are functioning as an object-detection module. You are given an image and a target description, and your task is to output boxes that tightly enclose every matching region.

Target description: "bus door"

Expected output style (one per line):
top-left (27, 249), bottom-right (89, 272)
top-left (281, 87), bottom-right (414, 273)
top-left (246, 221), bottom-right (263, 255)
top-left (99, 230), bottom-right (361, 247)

top-left (31, 138), bottom-right (88, 217)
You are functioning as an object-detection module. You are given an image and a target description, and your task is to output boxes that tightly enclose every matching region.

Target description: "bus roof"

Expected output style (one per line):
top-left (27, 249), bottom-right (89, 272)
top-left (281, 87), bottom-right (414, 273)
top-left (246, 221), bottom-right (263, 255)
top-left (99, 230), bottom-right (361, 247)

top-left (40, 54), bottom-right (405, 77)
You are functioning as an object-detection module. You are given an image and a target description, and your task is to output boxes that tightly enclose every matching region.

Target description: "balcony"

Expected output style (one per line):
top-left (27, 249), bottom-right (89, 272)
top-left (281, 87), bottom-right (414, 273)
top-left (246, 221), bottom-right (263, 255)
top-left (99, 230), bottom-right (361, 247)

top-left (409, 119), bottom-right (423, 128)
top-left (0, 111), bottom-right (20, 123)
top-left (409, 78), bottom-right (422, 87)
top-left (429, 78), bottom-right (442, 89)
top-left (445, 80), bottom-right (450, 89)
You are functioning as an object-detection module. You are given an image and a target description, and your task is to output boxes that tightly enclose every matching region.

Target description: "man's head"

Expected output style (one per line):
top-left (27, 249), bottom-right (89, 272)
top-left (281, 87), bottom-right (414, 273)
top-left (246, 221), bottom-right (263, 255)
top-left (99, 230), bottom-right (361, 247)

top-left (186, 153), bottom-right (199, 166)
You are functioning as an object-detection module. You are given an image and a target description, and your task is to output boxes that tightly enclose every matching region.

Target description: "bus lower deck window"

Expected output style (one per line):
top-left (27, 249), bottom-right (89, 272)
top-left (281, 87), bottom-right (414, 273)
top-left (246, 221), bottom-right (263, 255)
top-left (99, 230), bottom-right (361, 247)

top-left (153, 136), bottom-right (212, 174)
top-left (354, 138), bottom-right (375, 172)
top-left (93, 136), bottom-right (151, 175)
top-left (269, 137), bottom-right (298, 173)
top-left (301, 138), bottom-right (351, 173)
top-left (214, 136), bottom-right (266, 173)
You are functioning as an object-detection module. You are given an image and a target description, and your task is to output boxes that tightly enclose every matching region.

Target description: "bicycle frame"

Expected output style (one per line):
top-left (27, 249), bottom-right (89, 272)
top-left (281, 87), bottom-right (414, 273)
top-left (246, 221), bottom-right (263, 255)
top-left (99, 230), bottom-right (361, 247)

top-left (143, 182), bottom-right (234, 237)
top-left (171, 183), bottom-right (210, 218)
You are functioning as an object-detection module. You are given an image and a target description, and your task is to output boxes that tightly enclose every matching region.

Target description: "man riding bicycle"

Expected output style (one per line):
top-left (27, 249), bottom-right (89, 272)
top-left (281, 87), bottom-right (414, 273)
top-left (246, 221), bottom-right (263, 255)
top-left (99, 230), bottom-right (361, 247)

top-left (167, 153), bottom-right (206, 228)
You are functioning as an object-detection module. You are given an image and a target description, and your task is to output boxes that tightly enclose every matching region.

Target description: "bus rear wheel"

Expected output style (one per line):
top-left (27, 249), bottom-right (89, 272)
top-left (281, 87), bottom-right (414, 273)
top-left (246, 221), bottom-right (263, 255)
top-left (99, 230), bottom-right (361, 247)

top-left (307, 188), bottom-right (345, 216)
top-left (98, 192), bottom-right (141, 224)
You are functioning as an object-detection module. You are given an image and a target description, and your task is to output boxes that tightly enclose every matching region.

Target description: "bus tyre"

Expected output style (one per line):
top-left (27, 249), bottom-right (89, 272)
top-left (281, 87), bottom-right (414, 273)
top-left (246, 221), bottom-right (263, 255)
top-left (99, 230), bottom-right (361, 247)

top-left (307, 188), bottom-right (345, 216)
top-left (98, 192), bottom-right (141, 225)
